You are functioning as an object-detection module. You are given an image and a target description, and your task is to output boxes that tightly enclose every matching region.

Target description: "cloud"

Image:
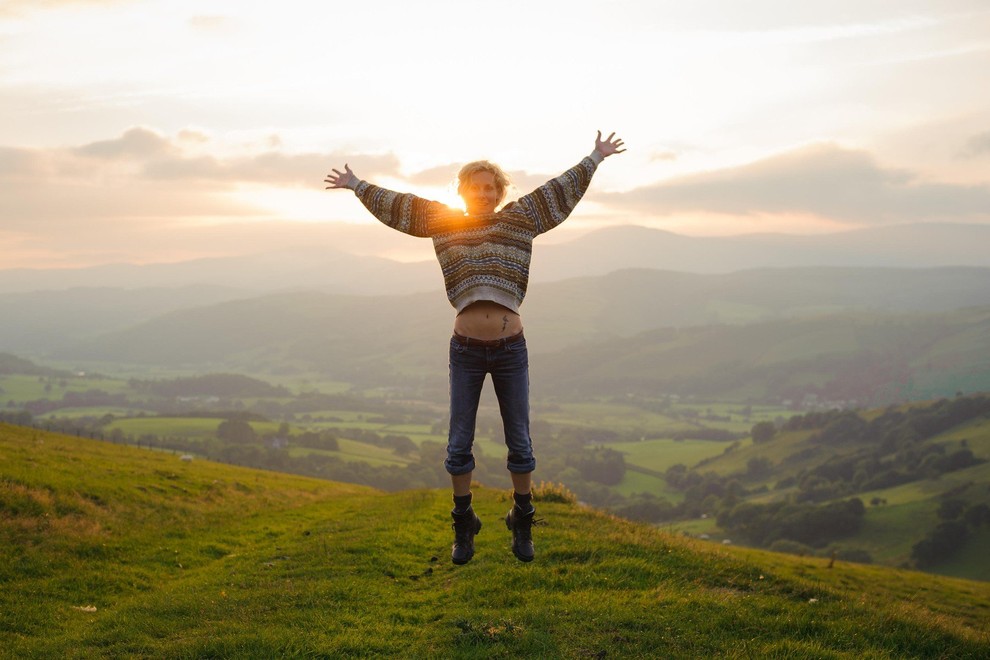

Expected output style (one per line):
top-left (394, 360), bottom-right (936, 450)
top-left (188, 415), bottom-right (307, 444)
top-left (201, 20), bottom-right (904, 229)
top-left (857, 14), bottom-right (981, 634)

top-left (74, 126), bottom-right (175, 159)
top-left (0, 146), bottom-right (46, 177)
top-left (407, 163), bottom-right (460, 187)
top-left (962, 131), bottom-right (990, 157)
top-left (0, 127), bottom-right (405, 238)
top-left (143, 150), bottom-right (402, 187)
top-left (606, 143), bottom-right (990, 224)
top-left (1, 126), bottom-right (402, 187)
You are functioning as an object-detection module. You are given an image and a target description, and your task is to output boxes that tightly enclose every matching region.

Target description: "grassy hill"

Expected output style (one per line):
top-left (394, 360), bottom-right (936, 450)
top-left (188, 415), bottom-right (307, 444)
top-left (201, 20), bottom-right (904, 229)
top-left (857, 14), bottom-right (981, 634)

top-left (3, 424), bottom-right (989, 657)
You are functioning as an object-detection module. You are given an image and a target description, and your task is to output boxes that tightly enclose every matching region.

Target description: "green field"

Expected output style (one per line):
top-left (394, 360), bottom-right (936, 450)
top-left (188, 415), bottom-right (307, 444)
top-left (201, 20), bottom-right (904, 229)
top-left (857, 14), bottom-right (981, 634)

top-left (612, 437), bottom-right (735, 473)
top-left (36, 407), bottom-right (154, 419)
top-left (538, 402), bottom-right (696, 436)
top-left (611, 469), bottom-right (680, 500)
top-left (0, 374), bottom-right (130, 401)
top-left (932, 415), bottom-right (990, 455)
top-left (3, 424), bottom-right (990, 657)
top-left (289, 439), bottom-right (414, 468)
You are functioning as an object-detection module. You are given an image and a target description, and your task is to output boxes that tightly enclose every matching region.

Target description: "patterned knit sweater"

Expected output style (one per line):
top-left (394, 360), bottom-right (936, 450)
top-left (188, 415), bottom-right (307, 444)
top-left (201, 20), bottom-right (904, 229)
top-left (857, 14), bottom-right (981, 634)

top-left (354, 155), bottom-right (600, 314)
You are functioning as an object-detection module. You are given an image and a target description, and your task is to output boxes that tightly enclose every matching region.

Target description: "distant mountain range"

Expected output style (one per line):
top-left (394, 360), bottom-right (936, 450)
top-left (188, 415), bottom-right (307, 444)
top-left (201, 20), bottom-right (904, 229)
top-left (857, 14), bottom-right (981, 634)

top-left (6, 221), bottom-right (990, 404)
top-left (5, 265), bottom-right (990, 356)
top-left (7, 267), bottom-right (982, 405)
top-left (531, 222), bottom-right (990, 282)
top-left (3, 222), bottom-right (990, 295)
top-left (534, 306), bottom-right (990, 404)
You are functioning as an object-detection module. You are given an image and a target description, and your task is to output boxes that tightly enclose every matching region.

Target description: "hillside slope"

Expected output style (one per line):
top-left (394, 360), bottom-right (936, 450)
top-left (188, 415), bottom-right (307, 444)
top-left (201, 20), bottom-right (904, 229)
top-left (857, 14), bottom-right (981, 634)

top-left (2, 425), bottom-right (988, 657)
top-left (648, 396), bottom-right (990, 580)
top-left (536, 306), bottom-right (990, 403)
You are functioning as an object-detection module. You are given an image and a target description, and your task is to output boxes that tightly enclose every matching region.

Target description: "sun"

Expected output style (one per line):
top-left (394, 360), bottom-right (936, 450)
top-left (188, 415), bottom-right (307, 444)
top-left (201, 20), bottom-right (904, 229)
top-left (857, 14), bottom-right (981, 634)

top-left (435, 183), bottom-right (467, 213)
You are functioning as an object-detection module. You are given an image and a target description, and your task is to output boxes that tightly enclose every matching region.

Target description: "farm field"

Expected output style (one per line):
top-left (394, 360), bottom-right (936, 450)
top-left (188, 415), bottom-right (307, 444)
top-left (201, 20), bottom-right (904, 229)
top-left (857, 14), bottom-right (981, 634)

top-left (612, 469), bottom-right (680, 500)
top-left (611, 437), bottom-right (735, 474)
top-left (0, 374), bottom-right (130, 400)
top-left (289, 441), bottom-right (413, 468)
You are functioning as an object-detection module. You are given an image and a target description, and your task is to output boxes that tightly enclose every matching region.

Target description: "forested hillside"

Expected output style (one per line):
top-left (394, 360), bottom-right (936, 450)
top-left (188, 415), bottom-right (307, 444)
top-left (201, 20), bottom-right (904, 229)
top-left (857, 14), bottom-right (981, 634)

top-left (613, 394), bottom-right (990, 580)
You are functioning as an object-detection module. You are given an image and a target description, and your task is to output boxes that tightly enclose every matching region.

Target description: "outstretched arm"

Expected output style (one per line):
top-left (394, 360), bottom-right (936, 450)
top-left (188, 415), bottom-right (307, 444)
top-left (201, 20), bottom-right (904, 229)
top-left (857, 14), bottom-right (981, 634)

top-left (517, 130), bottom-right (626, 234)
top-left (323, 162), bottom-right (447, 238)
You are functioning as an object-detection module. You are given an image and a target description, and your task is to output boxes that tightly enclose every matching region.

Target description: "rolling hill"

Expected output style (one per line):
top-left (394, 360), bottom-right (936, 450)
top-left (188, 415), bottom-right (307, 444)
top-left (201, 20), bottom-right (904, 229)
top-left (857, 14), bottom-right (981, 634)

top-left (2, 423), bottom-right (989, 657)
top-left (535, 306), bottom-right (990, 403)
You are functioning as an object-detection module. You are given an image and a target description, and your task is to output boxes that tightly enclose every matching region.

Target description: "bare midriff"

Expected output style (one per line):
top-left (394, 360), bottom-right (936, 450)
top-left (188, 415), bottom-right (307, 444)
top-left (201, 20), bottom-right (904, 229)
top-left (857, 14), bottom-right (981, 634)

top-left (453, 301), bottom-right (523, 340)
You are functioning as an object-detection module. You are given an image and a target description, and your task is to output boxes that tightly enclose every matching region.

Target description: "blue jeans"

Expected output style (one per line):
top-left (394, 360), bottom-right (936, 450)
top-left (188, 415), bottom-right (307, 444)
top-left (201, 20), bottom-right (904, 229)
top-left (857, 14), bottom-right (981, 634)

top-left (445, 333), bottom-right (536, 476)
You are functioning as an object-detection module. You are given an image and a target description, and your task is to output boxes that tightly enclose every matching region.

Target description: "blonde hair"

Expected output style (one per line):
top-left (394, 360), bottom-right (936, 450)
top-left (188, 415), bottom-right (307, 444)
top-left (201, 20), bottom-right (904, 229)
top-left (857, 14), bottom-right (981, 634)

top-left (457, 160), bottom-right (511, 206)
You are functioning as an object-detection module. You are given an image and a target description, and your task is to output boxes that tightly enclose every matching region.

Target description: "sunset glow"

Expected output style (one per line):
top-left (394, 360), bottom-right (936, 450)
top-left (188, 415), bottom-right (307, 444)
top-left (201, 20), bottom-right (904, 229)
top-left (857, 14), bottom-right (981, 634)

top-left (1, 1), bottom-right (988, 268)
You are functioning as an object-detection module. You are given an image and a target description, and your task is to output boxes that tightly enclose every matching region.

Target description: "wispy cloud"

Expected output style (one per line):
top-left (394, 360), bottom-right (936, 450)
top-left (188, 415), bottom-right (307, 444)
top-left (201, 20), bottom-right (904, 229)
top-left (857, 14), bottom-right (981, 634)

top-left (74, 126), bottom-right (175, 159)
top-left (6, 126), bottom-right (402, 185)
top-left (0, 127), bottom-right (404, 236)
top-left (605, 143), bottom-right (990, 225)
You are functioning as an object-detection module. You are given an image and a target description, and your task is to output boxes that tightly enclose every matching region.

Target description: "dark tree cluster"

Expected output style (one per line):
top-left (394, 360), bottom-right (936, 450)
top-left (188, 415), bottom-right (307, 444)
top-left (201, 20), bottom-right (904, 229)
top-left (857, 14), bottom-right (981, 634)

top-left (911, 500), bottom-right (990, 567)
top-left (565, 447), bottom-right (626, 485)
top-left (130, 373), bottom-right (291, 398)
top-left (717, 498), bottom-right (866, 548)
top-left (762, 396), bottom-right (990, 503)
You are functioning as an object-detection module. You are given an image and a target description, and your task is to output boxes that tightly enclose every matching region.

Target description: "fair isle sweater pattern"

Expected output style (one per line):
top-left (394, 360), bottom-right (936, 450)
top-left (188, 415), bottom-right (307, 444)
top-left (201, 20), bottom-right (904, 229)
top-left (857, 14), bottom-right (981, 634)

top-left (354, 156), bottom-right (599, 313)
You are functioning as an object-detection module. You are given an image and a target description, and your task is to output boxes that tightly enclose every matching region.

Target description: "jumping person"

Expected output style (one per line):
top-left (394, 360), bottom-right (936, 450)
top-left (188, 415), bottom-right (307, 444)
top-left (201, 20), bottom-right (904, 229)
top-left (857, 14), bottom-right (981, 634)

top-left (324, 131), bottom-right (625, 564)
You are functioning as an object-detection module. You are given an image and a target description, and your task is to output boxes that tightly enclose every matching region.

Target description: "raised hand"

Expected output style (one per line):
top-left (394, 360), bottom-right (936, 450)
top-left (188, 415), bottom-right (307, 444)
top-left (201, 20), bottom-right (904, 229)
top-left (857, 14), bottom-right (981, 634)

top-left (324, 164), bottom-right (358, 190)
top-left (594, 131), bottom-right (626, 158)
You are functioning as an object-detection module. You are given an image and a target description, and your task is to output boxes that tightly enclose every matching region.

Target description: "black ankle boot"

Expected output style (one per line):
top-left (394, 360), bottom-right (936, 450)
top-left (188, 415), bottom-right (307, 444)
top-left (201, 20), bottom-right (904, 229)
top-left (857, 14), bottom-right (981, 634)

top-left (505, 505), bottom-right (536, 562)
top-left (451, 507), bottom-right (482, 565)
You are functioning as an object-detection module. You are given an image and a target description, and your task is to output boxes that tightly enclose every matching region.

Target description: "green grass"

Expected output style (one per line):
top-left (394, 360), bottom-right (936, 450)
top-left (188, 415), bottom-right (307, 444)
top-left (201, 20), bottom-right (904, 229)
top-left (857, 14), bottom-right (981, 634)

top-left (858, 461), bottom-right (990, 508)
top-left (613, 437), bottom-right (732, 474)
top-left (856, 499), bottom-right (939, 565)
top-left (612, 469), bottom-right (680, 500)
top-left (932, 415), bottom-right (990, 455)
top-left (3, 423), bottom-right (990, 658)
top-left (938, 527), bottom-right (990, 582)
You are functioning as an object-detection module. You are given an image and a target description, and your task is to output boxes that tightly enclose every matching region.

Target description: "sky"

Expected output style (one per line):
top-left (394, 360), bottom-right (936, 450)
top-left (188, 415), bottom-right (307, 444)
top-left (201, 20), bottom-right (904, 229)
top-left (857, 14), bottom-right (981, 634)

top-left (1, 0), bottom-right (989, 269)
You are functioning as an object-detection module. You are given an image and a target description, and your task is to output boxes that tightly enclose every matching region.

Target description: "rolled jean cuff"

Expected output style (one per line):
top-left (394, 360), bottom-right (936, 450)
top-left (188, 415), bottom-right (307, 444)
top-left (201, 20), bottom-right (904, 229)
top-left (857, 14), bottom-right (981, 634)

top-left (507, 456), bottom-right (536, 474)
top-left (444, 456), bottom-right (476, 476)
